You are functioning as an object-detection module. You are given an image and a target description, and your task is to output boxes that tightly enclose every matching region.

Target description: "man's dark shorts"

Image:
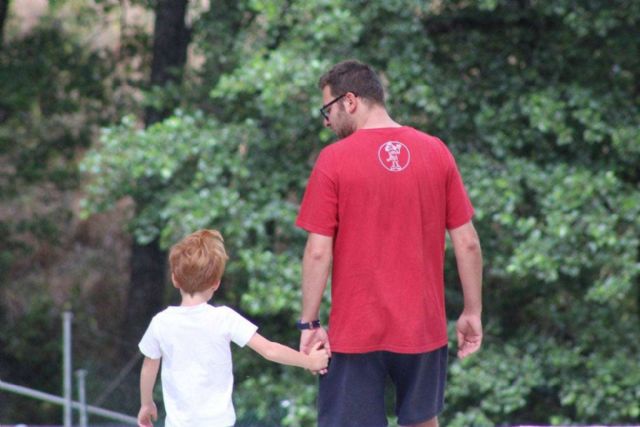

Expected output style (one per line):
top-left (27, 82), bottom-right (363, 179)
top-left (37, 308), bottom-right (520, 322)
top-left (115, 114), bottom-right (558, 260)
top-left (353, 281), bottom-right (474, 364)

top-left (318, 345), bottom-right (448, 427)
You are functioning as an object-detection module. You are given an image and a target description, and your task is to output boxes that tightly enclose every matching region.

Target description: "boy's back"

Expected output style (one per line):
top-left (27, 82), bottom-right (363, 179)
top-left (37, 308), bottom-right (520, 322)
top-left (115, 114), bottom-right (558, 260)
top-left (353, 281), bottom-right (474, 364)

top-left (139, 303), bottom-right (257, 426)
top-left (136, 229), bottom-right (328, 427)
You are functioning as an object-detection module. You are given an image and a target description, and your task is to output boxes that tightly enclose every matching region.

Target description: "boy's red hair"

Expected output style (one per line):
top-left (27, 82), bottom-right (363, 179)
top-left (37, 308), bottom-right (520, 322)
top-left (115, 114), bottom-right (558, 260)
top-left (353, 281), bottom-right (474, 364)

top-left (169, 229), bottom-right (228, 294)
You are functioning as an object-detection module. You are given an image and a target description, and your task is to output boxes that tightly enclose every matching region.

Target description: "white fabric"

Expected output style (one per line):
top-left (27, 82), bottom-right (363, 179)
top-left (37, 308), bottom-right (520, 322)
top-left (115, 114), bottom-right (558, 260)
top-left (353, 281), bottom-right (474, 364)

top-left (138, 303), bottom-right (258, 427)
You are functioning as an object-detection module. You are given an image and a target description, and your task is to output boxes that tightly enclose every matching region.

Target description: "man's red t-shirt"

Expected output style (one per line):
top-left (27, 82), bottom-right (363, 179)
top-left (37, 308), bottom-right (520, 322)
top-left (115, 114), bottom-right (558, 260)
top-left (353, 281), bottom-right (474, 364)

top-left (296, 127), bottom-right (474, 354)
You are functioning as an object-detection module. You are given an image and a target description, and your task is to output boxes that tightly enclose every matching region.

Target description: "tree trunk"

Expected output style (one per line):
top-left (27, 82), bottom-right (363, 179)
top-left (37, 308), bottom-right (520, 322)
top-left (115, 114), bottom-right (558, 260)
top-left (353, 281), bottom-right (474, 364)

top-left (144, 0), bottom-right (190, 126)
top-left (122, 239), bottom-right (168, 350)
top-left (122, 0), bottom-right (190, 356)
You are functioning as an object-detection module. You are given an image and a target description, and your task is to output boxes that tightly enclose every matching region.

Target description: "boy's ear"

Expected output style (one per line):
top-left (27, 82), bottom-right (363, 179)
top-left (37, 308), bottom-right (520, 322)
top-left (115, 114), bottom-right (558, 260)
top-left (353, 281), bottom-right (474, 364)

top-left (171, 273), bottom-right (181, 289)
top-left (212, 280), bottom-right (221, 291)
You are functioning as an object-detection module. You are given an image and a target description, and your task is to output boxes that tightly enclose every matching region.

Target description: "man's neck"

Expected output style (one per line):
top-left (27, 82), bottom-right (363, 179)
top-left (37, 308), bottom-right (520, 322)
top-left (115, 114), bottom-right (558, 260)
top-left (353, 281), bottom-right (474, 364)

top-left (357, 105), bottom-right (402, 130)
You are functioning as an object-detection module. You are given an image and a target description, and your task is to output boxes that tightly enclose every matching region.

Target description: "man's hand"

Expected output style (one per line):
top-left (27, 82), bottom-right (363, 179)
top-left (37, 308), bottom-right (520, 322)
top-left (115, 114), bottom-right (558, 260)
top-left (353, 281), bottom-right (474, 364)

top-left (456, 312), bottom-right (482, 359)
top-left (137, 402), bottom-right (158, 427)
top-left (300, 327), bottom-right (331, 374)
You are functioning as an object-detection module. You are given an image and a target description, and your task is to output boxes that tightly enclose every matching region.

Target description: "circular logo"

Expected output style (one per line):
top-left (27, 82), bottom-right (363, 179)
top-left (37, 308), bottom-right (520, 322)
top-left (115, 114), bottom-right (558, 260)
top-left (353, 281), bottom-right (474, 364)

top-left (378, 141), bottom-right (410, 172)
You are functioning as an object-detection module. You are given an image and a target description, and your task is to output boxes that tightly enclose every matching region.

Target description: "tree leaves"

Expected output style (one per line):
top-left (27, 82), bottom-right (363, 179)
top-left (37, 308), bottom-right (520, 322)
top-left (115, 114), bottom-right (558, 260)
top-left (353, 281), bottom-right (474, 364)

top-left (77, 0), bottom-right (640, 424)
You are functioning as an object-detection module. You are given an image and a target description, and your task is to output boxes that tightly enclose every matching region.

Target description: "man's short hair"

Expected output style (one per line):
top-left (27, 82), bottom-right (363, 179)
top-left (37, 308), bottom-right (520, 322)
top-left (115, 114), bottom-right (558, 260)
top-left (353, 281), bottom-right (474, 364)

top-left (169, 229), bottom-right (228, 294)
top-left (318, 59), bottom-right (385, 106)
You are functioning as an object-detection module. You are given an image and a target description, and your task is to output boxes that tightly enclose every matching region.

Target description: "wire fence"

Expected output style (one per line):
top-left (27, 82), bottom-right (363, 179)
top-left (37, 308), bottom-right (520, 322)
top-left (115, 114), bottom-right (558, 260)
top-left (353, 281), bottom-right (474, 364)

top-left (0, 312), bottom-right (137, 426)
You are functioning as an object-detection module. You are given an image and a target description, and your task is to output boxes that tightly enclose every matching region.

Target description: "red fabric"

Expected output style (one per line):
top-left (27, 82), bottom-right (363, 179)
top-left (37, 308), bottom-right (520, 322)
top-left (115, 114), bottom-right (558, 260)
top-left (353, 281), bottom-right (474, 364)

top-left (296, 127), bottom-right (474, 353)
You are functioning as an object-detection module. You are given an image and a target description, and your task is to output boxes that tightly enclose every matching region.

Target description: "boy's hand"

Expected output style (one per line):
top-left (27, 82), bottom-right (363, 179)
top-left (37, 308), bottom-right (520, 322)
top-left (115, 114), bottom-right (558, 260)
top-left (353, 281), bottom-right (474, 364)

top-left (137, 402), bottom-right (158, 427)
top-left (307, 341), bottom-right (330, 374)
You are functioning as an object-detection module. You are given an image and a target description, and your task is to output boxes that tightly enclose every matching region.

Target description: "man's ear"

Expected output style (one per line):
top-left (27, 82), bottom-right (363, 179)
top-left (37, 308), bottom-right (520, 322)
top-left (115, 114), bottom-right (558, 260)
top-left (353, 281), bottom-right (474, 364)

top-left (345, 92), bottom-right (358, 114)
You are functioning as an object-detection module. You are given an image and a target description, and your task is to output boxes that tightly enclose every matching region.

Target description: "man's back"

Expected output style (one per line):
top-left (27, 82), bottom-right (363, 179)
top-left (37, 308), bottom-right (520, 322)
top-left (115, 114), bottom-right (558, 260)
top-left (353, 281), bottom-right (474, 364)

top-left (297, 126), bottom-right (474, 353)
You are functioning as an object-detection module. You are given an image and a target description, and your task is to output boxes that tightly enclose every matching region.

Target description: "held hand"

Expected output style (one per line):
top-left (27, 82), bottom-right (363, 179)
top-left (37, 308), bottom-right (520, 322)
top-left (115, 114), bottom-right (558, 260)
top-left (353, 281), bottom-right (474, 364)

top-left (300, 327), bottom-right (330, 355)
top-left (456, 312), bottom-right (483, 359)
top-left (308, 341), bottom-right (330, 373)
top-left (137, 402), bottom-right (158, 427)
top-left (300, 327), bottom-right (331, 375)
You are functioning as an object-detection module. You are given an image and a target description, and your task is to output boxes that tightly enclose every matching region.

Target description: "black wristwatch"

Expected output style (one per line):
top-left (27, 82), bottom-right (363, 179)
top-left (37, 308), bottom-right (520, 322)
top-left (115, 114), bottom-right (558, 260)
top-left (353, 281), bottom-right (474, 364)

top-left (296, 319), bottom-right (321, 330)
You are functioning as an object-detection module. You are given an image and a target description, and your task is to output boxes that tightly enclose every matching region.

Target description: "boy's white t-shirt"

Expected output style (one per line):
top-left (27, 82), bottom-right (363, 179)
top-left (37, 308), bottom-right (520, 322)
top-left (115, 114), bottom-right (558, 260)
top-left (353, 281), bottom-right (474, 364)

top-left (138, 303), bottom-right (258, 427)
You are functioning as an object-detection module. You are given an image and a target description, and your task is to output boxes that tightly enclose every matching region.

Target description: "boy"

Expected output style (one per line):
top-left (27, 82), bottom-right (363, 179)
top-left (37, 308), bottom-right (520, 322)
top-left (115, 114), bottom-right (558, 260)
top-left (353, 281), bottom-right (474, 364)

top-left (137, 229), bottom-right (329, 427)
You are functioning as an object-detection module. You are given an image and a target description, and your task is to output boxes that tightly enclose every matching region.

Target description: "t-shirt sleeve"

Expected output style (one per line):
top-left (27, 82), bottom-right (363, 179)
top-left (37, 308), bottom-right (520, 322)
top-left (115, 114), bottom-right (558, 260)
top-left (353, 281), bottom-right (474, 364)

top-left (444, 147), bottom-right (475, 229)
top-left (295, 148), bottom-right (338, 236)
top-left (223, 307), bottom-right (259, 347)
top-left (138, 319), bottom-right (162, 359)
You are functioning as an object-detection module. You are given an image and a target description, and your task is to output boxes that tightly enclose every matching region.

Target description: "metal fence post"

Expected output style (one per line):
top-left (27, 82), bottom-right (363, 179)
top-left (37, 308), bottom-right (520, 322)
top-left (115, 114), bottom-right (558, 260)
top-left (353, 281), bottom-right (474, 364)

top-left (63, 311), bottom-right (73, 427)
top-left (76, 369), bottom-right (88, 427)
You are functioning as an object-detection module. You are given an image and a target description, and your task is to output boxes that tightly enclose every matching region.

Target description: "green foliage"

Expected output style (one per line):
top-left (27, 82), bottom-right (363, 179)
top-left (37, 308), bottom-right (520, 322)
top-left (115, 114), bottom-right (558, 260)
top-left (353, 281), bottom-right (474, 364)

top-left (446, 333), bottom-right (546, 426)
top-left (0, 14), bottom-right (114, 280)
top-left (73, 0), bottom-right (640, 424)
top-left (0, 296), bottom-right (63, 422)
top-left (233, 344), bottom-right (319, 426)
top-left (0, 5), bottom-right (121, 422)
top-left (0, 21), bottom-right (111, 190)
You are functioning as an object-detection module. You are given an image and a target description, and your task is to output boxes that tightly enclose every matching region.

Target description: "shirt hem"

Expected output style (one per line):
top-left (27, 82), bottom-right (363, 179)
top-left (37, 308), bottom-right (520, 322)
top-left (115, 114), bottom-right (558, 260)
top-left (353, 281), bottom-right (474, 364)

top-left (294, 219), bottom-right (335, 237)
top-left (330, 337), bottom-right (449, 354)
top-left (446, 211), bottom-right (475, 230)
top-left (138, 344), bottom-right (161, 360)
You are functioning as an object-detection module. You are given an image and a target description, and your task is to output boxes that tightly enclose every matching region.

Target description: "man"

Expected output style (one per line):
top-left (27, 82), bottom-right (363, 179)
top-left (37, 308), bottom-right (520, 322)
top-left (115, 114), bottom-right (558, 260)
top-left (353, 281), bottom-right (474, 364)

top-left (295, 60), bottom-right (483, 427)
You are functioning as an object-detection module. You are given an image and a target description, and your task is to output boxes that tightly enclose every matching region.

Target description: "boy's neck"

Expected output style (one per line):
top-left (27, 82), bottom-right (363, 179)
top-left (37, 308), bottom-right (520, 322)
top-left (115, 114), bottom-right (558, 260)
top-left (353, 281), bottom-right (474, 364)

top-left (180, 291), bottom-right (211, 306)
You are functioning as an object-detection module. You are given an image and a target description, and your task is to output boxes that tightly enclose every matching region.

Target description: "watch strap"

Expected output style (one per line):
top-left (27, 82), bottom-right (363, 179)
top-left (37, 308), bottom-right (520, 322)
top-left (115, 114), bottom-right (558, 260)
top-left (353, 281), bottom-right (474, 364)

top-left (296, 319), bottom-right (321, 330)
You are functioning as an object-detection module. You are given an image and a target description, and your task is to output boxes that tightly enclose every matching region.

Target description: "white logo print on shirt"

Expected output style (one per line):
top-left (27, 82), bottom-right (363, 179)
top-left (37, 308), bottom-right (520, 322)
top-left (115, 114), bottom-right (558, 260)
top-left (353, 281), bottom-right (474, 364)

top-left (378, 141), bottom-right (410, 172)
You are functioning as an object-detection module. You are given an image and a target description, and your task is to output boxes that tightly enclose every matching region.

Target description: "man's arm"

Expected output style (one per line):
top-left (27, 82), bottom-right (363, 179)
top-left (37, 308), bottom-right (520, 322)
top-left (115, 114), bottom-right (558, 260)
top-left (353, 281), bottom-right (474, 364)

top-left (138, 357), bottom-right (160, 426)
top-left (299, 233), bottom-right (333, 359)
top-left (247, 333), bottom-right (329, 371)
top-left (448, 221), bottom-right (483, 359)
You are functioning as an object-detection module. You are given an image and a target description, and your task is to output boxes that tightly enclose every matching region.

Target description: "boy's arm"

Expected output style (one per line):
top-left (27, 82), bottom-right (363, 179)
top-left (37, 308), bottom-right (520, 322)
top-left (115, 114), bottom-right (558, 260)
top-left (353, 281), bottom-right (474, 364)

top-left (247, 333), bottom-right (328, 372)
top-left (138, 357), bottom-right (160, 427)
